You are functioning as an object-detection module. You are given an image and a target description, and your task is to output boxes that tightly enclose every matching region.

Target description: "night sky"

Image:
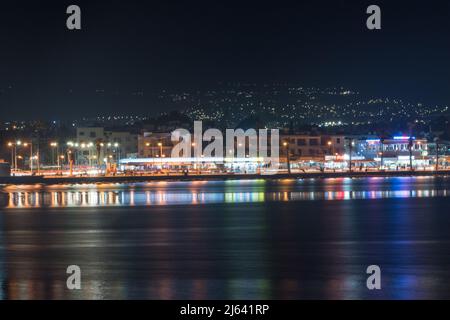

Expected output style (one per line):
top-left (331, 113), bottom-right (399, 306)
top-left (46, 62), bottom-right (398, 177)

top-left (0, 0), bottom-right (449, 120)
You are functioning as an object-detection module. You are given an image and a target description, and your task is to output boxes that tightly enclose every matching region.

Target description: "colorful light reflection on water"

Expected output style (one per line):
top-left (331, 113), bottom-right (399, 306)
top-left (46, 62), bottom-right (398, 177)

top-left (1, 176), bottom-right (450, 299)
top-left (1, 177), bottom-right (450, 209)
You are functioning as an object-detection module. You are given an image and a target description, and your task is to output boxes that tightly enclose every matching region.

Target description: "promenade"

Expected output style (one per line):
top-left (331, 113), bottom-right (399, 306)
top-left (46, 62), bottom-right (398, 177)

top-left (1, 170), bottom-right (450, 185)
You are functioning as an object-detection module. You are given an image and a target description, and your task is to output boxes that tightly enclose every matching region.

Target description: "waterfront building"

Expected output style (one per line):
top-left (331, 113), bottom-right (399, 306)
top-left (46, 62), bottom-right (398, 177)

top-left (353, 136), bottom-right (430, 169)
top-left (138, 132), bottom-right (174, 158)
top-left (119, 156), bottom-right (264, 174)
top-left (74, 127), bottom-right (138, 166)
top-left (281, 134), bottom-right (347, 160)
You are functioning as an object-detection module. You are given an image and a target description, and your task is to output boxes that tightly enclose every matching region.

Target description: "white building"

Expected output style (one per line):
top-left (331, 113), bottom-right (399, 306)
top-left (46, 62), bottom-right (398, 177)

top-left (73, 127), bottom-right (138, 166)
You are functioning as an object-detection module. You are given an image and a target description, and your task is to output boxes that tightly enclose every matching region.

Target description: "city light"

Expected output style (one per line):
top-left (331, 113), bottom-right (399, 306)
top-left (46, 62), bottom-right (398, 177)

top-left (1, 2), bottom-right (450, 304)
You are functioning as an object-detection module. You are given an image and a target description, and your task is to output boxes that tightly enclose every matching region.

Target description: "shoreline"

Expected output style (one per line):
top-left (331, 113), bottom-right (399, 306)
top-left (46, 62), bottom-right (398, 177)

top-left (1, 170), bottom-right (450, 185)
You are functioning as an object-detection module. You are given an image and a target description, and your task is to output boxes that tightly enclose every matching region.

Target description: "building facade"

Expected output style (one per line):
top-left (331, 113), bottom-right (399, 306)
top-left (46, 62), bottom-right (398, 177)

top-left (138, 132), bottom-right (174, 158)
top-left (353, 136), bottom-right (429, 168)
top-left (74, 127), bottom-right (138, 166)
top-left (281, 134), bottom-right (347, 160)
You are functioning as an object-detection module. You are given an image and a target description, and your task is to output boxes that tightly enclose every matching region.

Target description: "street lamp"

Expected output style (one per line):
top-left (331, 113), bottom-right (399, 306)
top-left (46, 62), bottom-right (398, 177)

top-left (22, 142), bottom-right (34, 174)
top-left (158, 142), bottom-right (163, 157)
top-left (59, 155), bottom-right (65, 171)
top-left (112, 143), bottom-right (120, 164)
top-left (283, 141), bottom-right (291, 174)
top-left (346, 138), bottom-right (354, 173)
top-left (15, 141), bottom-right (22, 170)
top-left (434, 137), bottom-right (440, 171)
top-left (8, 140), bottom-right (27, 172)
top-left (50, 142), bottom-right (58, 167)
top-left (408, 137), bottom-right (414, 171)
top-left (7, 142), bottom-right (14, 172)
top-left (377, 138), bottom-right (385, 170)
top-left (327, 141), bottom-right (333, 157)
top-left (67, 149), bottom-right (74, 176)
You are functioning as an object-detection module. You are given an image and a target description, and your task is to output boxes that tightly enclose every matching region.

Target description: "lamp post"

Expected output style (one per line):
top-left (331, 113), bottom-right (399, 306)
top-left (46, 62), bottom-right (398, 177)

top-left (158, 142), bottom-right (163, 171)
top-left (67, 149), bottom-right (74, 176)
top-left (15, 140), bottom-right (22, 170)
top-left (7, 142), bottom-right (14, 172)
top-left (114, 143), bottom-right (120, 164)
top-left (86, 142), bottom-right (94, 167)
top-left (347, 138), bottom-right (354, 173)
top-left (23, 142), bottom-right (33, 174)
top-left (50, 142), bottom-right (58, 167)
top-left (16, 155), bottom-right (23, 170)
top-left (109, 154), bottom-right (113, 173)
top-left (192, 142), bottom-right (198, 174)
top-left (7, 140), bottom-right (25, 172)
top-left (434, 137), bottom-right (440, 171)
top-left (327, 141), bottom-right (333, 170)
top-left (98, 141), bottom-right (104, 167)
top-left (327, 141), bottom-right (333, 155)
top-left (283, 141), bottom-right (291, 174)
top-left (58, 155), bottom-right (65, 172)
top-left (158, 142), bottom-right (163, 158)
top-left (408, 137), bottom-right (414, 171)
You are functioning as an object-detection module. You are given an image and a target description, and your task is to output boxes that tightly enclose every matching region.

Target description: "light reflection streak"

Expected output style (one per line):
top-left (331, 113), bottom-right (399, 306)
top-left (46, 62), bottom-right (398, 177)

top-left (2, 188), bottom-right (450, 209)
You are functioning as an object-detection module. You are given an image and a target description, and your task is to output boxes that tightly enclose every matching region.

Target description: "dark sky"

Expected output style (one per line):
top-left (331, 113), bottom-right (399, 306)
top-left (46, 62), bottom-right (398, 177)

top-left (0, 0), bottom-right (449, 120)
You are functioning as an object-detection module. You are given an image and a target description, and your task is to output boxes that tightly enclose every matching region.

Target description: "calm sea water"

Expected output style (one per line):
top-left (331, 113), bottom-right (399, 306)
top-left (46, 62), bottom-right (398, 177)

top-left (1, 176), bottom-right (450, 300)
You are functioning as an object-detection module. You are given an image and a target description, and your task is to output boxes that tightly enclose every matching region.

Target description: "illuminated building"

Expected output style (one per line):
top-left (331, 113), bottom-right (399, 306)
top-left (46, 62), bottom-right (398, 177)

top-left (138, 132), bottom-right (174, 158)
top-left (281, 134), bottom-right (346, 160)
top-left (354, 136), bottom-right (430, 169)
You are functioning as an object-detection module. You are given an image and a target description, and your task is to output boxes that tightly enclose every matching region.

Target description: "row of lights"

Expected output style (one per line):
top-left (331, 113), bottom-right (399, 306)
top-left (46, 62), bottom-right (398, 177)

top-left (7, 140), bottom-right (31, 147)
top-left (67, 141), bottom-right (120, 148)
top-left (7, 141), bottom-right (119, 148)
